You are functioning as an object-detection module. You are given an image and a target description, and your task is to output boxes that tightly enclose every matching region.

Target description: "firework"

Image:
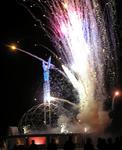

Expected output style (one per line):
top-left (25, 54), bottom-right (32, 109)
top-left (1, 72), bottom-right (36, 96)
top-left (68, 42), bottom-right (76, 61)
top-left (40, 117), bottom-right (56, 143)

top-left (19, 0), bottom-right (117, 133)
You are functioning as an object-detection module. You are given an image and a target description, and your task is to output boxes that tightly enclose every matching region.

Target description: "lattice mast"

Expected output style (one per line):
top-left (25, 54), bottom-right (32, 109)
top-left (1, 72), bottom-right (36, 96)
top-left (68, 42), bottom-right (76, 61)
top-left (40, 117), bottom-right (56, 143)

top-left (42, 57), bottom-right (52, 125)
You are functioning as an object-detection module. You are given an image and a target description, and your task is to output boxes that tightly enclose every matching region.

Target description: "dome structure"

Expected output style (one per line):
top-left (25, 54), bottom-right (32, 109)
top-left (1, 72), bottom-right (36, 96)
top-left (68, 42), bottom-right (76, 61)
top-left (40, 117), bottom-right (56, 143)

top-left (18, 99), bottom-right (74, 134)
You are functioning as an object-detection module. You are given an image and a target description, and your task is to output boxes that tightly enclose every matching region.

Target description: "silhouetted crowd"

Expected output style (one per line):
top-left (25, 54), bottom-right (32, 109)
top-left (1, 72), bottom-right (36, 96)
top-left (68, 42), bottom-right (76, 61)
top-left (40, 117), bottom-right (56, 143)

top-left (0, 135), bottom-right (122, 150)
top-left (95, 136), bottom-right (122, 150)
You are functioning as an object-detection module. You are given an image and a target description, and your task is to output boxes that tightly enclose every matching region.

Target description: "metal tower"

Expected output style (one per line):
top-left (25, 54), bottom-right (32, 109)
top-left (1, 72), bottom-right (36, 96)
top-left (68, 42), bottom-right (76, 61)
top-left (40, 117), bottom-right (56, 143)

top-left (42, 57), bottom-right (52, 125)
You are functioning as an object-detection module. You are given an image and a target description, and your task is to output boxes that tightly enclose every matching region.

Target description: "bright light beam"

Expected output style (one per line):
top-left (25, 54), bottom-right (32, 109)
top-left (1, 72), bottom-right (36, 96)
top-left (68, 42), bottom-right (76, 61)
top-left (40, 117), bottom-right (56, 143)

top-left (9, 45), bottom-right (67, 78)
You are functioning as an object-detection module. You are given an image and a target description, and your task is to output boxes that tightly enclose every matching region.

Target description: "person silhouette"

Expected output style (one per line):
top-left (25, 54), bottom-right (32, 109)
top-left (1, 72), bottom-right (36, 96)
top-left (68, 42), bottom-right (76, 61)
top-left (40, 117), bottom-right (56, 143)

top-left (28, 140), bottom-right (38, 150)
top-left (84, 137), bottom-right (94, 150)
top-left (97, 138), bottom-right (107, 150)
top-left (47, 138), bottom-right (57, 150)
top-left (63, 136), bottom-right (75, 150)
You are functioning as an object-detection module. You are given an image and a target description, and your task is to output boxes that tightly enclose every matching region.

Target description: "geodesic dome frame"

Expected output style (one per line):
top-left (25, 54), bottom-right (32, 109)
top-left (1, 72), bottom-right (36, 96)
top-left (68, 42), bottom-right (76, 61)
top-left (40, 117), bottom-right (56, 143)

top-left (18, 99), bottom-right (74, 134)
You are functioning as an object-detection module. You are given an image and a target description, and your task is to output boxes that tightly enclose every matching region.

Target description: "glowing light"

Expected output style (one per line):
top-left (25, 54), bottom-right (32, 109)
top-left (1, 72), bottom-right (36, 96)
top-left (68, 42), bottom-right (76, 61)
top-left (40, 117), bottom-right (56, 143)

top-left (23, 125), bottom-right (30, 134)
top-left (114, 91), bottom-right (120, 96)
top-left (84, 127), bottom-right (88, 133)
top-left (60, 124), bottom-right (69, 133)
top-left (63, 2), bottom-right (68, 9)
top-left (10, 45), bottom-right (16, 51)
top-left (29, 137), bottom-right (46, 145)
top-left (112, 90), bottom-right (121, 110)
top-left (46, 95), bottom-right (51, 103)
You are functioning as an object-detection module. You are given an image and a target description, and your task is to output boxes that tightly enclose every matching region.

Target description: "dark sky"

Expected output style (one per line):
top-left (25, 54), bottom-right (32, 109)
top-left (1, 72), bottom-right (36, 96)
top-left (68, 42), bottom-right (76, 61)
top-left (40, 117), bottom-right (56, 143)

top-left (0, 0), bottom-right (122, 135)
top-left (0, 0), bottom-right (45, 128)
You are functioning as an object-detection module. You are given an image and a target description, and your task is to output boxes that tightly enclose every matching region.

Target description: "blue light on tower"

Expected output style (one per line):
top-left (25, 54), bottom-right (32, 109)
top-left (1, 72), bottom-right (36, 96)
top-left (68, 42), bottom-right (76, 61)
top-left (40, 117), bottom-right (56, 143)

top-left (42, 57), bottom-right (51, 104)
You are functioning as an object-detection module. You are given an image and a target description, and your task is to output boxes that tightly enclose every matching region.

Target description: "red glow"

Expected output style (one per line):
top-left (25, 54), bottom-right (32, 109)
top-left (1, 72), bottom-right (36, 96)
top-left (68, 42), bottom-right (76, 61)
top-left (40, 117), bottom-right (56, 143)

top-left (29, 137), bottom-right (46, 145)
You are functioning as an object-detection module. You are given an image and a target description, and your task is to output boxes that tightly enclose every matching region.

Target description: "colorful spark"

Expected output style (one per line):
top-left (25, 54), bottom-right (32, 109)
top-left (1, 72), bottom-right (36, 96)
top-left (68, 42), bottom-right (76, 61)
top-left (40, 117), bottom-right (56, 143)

top-left (19, 0), bottom-right (118, 133)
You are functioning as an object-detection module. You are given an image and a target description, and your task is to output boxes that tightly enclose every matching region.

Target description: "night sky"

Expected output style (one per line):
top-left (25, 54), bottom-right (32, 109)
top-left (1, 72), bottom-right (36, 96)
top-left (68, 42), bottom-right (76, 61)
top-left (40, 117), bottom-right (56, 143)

top-left (0, 0), bottom-right (122, 135)
top-left (0, 0), bottom-right (46, 131)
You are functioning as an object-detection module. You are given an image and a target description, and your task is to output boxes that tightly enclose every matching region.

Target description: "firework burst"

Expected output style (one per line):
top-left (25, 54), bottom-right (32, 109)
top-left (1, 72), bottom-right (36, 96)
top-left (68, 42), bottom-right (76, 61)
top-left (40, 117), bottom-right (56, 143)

top-left (18, 0), bottom-right (118, 133)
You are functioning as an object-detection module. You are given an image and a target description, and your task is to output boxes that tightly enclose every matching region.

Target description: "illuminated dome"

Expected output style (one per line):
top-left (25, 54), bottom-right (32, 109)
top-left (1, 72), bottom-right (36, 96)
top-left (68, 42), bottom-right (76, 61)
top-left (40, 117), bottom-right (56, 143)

top-left (18, 99), bottom-right (73, 134)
